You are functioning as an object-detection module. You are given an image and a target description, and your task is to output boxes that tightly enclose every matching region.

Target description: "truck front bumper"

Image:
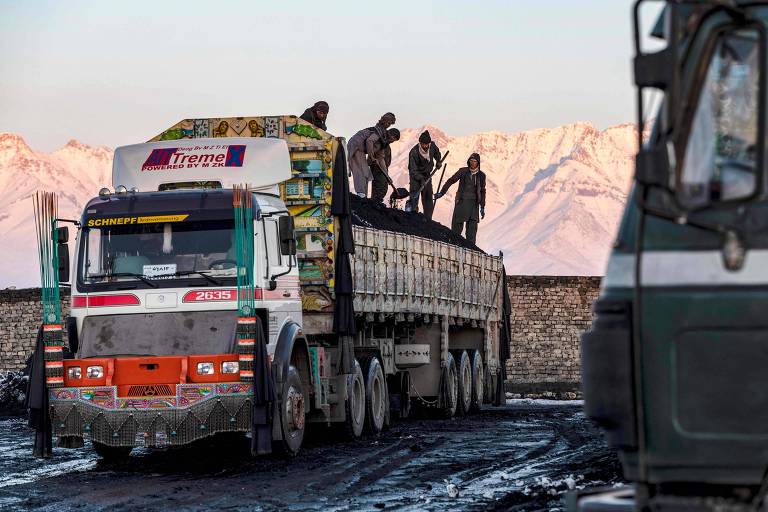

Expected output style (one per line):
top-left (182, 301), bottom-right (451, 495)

top-left (49, 383), bottom-right (253, 448)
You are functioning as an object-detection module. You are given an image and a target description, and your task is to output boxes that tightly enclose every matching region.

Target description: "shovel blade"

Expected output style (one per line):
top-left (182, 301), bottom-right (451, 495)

top-left (390, 187), bottom-right (409, 200)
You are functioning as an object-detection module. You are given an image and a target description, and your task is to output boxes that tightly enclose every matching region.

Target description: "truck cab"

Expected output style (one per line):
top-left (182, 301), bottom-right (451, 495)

top-left (576, 1), bottom-right (768, 510)
top-left (51, 137), bottom-right (307, 457)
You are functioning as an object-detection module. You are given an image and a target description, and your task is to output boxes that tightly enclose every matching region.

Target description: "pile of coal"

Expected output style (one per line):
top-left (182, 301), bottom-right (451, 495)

top-left (349, 195), bottom-right (482, 252)
top-left (0, 371), bottom-right (27, 417)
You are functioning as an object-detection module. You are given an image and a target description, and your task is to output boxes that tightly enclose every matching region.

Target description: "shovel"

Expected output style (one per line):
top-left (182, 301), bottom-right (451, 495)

top-left (404, 150), bottom-right (450, 212)
top-left (385, 173), bottom-right (409, 201)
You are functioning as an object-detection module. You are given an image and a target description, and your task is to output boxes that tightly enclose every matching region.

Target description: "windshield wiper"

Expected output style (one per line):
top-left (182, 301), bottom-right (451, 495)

top-left (174, 270), bottom-right (223, 286)
top-left (88, 272), bottom-right (159, 288)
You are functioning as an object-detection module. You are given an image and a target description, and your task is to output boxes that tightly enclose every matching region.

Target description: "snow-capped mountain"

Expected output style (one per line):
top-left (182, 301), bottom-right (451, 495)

top-left (0, 133), bottom-right (112, 289)
top-left (0, 123), bottom-right (635, 288)
top-left (387, 123), bottom-right (636, 276)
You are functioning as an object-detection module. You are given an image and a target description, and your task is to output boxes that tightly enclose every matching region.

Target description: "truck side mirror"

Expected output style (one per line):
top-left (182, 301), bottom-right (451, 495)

top-left (632, 0), bottom-right (682, 190)
top-left (58, 249), bottom-right (70, 283)
top-left (57, 226), bottom-right (69, 244)
top-left (279, 215), bottom-right (297, 256)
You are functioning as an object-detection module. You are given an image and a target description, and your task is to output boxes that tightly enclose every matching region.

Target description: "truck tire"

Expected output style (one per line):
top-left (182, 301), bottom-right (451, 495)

top-left (92, 442), bottom-right (132, 461)
top-left (343, 359), bottom-right (365, 439)
top-left (361, 356), bottom-right (387, 434)
top-left (470, 350), bottom-right (484, 413)
top-left (439, 352), bottom-right (458, 419)
top-left (455, 350), bottom-right (472, 417)
top-left (278, 365), bottom-right (305, 456)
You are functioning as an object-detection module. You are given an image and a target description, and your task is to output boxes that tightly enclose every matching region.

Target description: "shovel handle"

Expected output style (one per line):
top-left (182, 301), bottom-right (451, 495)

top-left (435, 163), bottom-right (447, 196)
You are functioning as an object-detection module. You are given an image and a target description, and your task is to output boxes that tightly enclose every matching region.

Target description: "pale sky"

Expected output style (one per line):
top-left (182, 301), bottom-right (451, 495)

top-left (0, 0), bottom-right (654, 152)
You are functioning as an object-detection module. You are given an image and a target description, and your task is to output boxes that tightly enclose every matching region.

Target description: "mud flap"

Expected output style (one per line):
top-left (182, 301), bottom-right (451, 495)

top-left (249, 317), bottom-right (275, 456)
top-left (437, 363), bottom-right (448, 408)
top-left (339, 334), bottom-right (355, 375)
top-left (494, 368), bottom-right (504, 406)
top-left (27, 325), bottom-right (52, 458)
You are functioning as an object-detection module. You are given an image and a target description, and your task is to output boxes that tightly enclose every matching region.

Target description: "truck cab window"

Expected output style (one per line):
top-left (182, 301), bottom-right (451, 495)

top-left (79, 217), bottom-right (236, 288)
top-left (264, 218), bottom-right (282, 268)
top-left (680, 29), bottom-right (761, 208)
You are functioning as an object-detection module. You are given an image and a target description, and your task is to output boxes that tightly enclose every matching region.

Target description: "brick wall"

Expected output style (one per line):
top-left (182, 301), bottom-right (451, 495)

top-left (0, 278), bottom-right (601, 393)
top-left (505, 276), bottom-right (601, 396)
top-left (0, 289), bottom-right (70, 371)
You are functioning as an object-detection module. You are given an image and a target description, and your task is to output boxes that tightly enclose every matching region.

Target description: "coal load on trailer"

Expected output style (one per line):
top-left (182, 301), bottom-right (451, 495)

top-left (350, 195), bottom-right (481, 251)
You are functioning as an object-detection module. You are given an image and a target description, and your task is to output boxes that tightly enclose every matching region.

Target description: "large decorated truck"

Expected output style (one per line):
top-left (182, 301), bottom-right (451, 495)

top-left (41, 115), bottom-right (510, 458)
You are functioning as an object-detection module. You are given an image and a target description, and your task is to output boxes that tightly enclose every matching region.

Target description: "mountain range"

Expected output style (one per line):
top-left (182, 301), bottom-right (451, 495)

top-left (0, 123), bottom-right (635, 288)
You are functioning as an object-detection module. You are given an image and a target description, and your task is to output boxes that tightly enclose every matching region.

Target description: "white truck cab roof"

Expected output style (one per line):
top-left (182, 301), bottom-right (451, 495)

top-left (112, 137), bottom-right (291, 195)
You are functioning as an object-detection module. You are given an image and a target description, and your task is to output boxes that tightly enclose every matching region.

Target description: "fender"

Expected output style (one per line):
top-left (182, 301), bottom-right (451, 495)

top-left (270, 321), bottom-right (311, 443)
top-left (272, 320), bottom-right (311, 386)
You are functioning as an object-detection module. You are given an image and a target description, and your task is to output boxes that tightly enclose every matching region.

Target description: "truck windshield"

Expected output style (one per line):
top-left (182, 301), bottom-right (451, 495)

top-left (79, 218), bottom-right (237, 288)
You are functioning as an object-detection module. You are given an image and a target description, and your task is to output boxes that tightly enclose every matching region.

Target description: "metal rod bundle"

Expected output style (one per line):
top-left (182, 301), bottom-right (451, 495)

top-left (32, 191), bottom-right (64, 387)
top-left (233, 185), bottom-right (256, 381)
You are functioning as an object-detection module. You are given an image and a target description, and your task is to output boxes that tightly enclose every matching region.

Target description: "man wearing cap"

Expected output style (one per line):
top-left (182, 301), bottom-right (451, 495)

top-left (406, 130), bottom-right (442, 220)
top-left (299, 101), bottom-right (330, 131)
top-left (434, 153), bottom-right (486, 245)
top-left (369, 128), bottom-right (401, 203)
top-left (347, 113), bottom-right (397, 197)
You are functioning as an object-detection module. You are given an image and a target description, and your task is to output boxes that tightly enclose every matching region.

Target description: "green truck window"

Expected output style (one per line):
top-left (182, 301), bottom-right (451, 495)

top-left (680, 29), bottom-right (760, 208)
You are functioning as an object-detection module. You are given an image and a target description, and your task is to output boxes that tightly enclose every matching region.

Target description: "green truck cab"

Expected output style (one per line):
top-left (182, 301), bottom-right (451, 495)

top-left (575, 1), bottom-right (768, 510)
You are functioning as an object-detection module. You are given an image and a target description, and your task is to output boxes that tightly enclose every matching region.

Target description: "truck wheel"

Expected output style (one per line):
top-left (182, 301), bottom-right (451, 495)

top-left (362, 356), bottom-right (387, 434)
top-left (455, 350), bottom-right (472, 416)
top-left (92, 442), bottom-right (132, 461)
top-left (278, 365), bottom-right (305, 456)
top-left (470, 350), bottom-right (484, 413)
top-left (440, 352), bottom-right (458, 419)
top-left (343, 359), bottom-right (365, 439)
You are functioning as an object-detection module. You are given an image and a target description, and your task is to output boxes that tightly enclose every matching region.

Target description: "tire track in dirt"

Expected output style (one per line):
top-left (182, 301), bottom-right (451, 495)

top-left (0, 403), bottom-right (621, 512)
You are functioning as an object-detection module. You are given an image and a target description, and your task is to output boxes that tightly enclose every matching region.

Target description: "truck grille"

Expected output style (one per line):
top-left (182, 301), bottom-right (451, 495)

top-left (126, 384), bottom-right (174, 397)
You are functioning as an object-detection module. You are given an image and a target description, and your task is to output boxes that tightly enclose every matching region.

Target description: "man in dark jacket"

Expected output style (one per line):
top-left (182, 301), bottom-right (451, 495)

top-left (299, 101), bottom-right (329, 131)
top-left (405, 130), bottom-right (442, 219)
top-left (369, 128), bottom-right (401, 202)
top-left (434, 153), bottom-right (486, 245)
top-left (347, 113), bottom-right (397, 197)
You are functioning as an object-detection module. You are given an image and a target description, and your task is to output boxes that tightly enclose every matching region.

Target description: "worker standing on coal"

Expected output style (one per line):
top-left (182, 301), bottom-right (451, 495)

top-left (347, 113), bottom-right (397, 197)
top-left (299, 101), bottom-right (329, 131)
top-left (369, 128), bottom-right (401, 203)
top-left (434, 153), bottom-right (486, 245)
top-left (406, 130), bottom-right (442, 219)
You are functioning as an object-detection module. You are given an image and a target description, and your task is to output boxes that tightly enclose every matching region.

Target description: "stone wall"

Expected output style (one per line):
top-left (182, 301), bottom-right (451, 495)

top-left (505, 276), bottom-right (601, 396)
top-left (0, 278), bottom-right (601, 394)
top-left (0, 289), bottom-right (70, 371)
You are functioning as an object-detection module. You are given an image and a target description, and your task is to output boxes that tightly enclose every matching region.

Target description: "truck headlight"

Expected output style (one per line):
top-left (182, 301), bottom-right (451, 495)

top-left (197, 362), bottom-right (215, 375)
top-left (221, 361), bottom-right (239, 374)
top-left (67, 367), bottom-right (82, 379)
top-left (86, 365), bottom-right (104, 379)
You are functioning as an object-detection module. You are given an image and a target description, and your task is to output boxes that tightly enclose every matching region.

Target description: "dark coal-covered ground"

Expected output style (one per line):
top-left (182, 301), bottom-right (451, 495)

top-left (350, 195), bottom-right (482, 251)
top-left (0, 401), bottom-right (623, 511)
top-left (0, 371), bottom-right (27, 418)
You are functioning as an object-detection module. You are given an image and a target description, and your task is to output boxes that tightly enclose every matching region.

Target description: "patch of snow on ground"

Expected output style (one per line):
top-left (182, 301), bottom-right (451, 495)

top-left (507, 399), bottom-right (584, 406)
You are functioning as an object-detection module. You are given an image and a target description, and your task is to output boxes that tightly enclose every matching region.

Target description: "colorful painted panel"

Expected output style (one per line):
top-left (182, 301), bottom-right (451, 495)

top-left (149, 115), bottom-right (338, 303)
top-left (79, 387), bottom-right (116, 408)
top-left (118, 398), bottom-right (177, 409)
top-left (216, 383), bottom-right (253, 394)
top-left (50, 388), bottom-right (78, 401)
top-left (177, 384), bottom-right (215, 407)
